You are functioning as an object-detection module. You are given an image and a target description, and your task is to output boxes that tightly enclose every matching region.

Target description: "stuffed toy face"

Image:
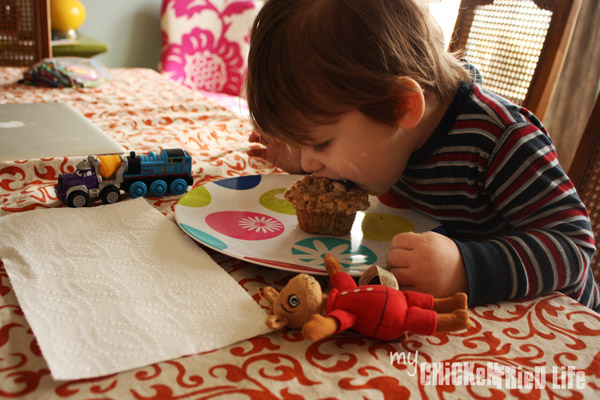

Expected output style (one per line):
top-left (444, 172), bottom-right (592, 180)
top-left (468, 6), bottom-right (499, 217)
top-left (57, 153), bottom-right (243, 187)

top-left (260, 274), bottom-right (324, 330)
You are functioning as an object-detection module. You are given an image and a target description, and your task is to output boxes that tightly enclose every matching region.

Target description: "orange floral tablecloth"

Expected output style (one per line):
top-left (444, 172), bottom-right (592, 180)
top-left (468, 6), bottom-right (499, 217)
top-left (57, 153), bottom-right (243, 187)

top-left (1, 67), bottom-right (599, 399)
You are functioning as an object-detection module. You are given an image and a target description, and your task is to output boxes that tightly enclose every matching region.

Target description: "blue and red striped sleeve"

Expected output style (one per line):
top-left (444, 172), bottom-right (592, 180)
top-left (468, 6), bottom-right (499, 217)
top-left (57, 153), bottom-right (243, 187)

top-left (393, 83), bottom-right (599, 312)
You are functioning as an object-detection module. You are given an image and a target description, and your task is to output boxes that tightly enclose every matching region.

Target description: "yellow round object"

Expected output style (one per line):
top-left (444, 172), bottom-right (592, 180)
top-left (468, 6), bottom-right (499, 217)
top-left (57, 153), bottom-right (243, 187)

top-left (361, 213), bottom-right (415, 241)
top-left (50, 0), bottom-right (86, 32)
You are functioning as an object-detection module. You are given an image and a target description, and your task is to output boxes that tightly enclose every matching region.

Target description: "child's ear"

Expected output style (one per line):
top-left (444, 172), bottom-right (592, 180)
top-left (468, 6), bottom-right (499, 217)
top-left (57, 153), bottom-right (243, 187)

top-left (393, 77), bottom-right (425, 130)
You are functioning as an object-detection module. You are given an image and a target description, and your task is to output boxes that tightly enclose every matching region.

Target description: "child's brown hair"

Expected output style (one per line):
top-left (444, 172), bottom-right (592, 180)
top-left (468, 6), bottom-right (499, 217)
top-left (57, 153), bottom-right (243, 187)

top-left (246, 0), bottom-right (469, 144)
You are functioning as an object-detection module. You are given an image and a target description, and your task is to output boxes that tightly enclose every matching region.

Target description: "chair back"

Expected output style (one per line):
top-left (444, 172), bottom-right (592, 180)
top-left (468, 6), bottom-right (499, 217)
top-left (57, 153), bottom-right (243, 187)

top-left (0, 0), bottom-right (51, 66)
top-left (159, 0), bottom-right (259, 97)
top-left (448, 0), bottom-right (581, 122)
top-left (569, 93), bottom-right (600, 283)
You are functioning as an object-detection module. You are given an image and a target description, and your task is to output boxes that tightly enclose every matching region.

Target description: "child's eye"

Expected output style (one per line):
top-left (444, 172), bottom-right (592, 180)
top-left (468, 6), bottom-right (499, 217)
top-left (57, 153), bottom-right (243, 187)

top-left (313, 140), bottom-right (331, 153)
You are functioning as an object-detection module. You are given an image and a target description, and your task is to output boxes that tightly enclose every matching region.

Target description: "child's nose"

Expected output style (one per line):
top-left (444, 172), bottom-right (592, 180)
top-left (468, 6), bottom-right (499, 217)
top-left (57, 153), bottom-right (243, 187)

top-left (300, 149), bottom-right (324, 173)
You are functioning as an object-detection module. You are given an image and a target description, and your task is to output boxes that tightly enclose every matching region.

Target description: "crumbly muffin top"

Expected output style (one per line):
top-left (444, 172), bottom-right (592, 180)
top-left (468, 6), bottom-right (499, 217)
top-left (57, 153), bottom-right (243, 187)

top-left (284, 175), bottom-right (370, 214)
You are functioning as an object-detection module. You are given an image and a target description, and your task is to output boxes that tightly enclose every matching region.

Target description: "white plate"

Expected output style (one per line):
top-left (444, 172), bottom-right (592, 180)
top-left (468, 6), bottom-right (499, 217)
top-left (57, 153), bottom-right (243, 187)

top-left (175, 174), bottom-right (444, 276)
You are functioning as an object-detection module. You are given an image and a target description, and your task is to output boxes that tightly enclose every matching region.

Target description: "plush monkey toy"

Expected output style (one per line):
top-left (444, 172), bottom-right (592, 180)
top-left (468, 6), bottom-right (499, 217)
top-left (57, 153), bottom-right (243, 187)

top-left (259, 254), bottom-right (471, 341)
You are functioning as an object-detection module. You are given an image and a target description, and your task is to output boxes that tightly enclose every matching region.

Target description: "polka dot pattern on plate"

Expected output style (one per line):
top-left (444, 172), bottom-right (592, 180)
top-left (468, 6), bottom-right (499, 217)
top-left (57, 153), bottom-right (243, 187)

top-left (213, 174), bottom-right (261, 190)
top-left (361, 212), bottom-right (415, 241)
top-left (177, 185), bottom-right (211, 207)
top-left (259, 188), bottom-right (296, 215)
top-left (291, 237), bottom-right (378, 269)
top-left (206, 211), bottom-right (285, 240)
top-left (175, 174), bottom-right (443, 276)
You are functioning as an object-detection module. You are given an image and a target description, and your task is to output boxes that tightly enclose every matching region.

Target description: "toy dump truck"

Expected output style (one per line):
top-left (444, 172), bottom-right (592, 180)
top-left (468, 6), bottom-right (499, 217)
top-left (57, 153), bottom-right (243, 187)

top-left (55, 148), bottom-right (193, 207)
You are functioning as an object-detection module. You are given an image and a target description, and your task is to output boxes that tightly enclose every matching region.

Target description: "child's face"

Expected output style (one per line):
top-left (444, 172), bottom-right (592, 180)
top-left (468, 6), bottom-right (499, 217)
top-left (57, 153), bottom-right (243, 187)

top-left (298, 110), bottom-right (418, 196)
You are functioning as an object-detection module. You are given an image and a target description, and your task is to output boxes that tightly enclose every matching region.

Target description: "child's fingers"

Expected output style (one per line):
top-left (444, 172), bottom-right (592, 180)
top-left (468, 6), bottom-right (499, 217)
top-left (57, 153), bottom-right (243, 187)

top-left (389, 266), bottom-right (415, 287)
top-left (249, 131), bottom-right (281, 145)
top-left (248, 131), bottom-right (266, 143)
top-left (386, 247), bottom-right (413, 267)
top-left (387, 249), bottom-right (417, 288)
top-left (387, 241), bottom-right (417, 286)
top-left (247, 147), bottom-right (267, 158)
top-left (389, 231), bottom-right (418, 249)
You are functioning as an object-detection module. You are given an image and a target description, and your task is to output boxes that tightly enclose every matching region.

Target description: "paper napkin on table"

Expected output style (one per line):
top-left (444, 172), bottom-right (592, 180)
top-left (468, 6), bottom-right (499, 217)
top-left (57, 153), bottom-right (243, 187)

top-left (0, 198), bottom-right (271, 381)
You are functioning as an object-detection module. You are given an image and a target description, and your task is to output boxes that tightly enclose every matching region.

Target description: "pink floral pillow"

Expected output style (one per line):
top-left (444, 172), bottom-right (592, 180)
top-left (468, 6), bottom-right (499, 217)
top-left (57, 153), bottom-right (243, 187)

top-left (159, 0), bottom-right (259, 96)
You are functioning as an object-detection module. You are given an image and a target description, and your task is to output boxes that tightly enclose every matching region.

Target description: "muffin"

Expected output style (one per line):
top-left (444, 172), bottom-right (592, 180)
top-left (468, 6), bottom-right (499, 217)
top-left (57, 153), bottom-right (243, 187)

top-left (284, 175), bottom-right (370, 236)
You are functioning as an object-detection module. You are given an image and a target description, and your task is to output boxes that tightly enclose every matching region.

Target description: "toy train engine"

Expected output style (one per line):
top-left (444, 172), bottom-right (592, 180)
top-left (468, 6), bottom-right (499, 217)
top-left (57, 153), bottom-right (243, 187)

top-left (55, 148), bottom-right (193, 207)
top-left (120, 149), bottom-right (193, 198)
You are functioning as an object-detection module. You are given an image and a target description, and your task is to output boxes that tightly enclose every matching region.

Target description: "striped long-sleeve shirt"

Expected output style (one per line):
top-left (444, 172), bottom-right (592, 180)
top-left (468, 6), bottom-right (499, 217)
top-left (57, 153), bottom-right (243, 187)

top-left (392, 81), bottom-right (599, 312)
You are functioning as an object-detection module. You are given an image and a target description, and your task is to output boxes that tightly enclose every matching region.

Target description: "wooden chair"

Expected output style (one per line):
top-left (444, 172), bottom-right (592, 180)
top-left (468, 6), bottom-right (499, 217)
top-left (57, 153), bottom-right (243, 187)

top-left (569, 93), bottom-right (600, 283)
top-left (0, 0), bottom-right (51, 66)
top-left (448, 0), bottom-right (581, 122)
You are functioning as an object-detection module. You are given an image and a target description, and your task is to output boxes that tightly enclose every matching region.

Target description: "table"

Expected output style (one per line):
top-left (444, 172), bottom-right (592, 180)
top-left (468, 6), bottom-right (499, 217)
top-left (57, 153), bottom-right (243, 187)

top-left (1, 67), bottom-right (599, 399)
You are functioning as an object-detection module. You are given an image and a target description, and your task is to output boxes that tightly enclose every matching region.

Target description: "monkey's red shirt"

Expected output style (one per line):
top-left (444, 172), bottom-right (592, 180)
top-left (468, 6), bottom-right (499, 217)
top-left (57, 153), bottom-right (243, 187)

top-left (325, 271), bottom-right (437, 340)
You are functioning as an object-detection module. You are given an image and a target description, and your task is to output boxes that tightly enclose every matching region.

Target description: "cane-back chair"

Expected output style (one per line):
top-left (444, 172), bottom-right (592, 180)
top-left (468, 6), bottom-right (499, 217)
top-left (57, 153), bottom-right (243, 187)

top-left (0, 0), bottom-right (51, 66)
top-left (449, 0), bottom-right (581, 122)
top-left (569, 93), bottom-right (600, 283)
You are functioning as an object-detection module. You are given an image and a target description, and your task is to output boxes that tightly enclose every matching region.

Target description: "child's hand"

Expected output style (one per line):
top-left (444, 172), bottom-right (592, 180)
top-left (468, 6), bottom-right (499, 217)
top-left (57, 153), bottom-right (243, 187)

top-left (387, 231), bottom-right (468, 298)
top-left (248, 132), bottom-right (304, 174)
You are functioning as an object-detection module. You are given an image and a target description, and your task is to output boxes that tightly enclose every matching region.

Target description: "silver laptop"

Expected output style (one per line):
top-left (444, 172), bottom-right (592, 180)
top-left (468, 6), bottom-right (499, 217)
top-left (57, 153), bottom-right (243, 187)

top-left (0, 102), bottom-right (125, 162)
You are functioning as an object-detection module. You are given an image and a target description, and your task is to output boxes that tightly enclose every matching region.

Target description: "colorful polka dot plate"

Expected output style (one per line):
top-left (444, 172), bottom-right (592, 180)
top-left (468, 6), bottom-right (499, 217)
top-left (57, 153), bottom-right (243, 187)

top-left (175, 174), bottom-right (445, 276)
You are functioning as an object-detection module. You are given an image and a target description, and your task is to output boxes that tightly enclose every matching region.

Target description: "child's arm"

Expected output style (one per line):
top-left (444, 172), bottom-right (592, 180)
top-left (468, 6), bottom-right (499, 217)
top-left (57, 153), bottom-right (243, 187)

top-left (463, 124), bottom-right (596, 309)
top-left (247, 132), bottom-right (304, 174)
top-left (391, 121), bottom-right (597, 310)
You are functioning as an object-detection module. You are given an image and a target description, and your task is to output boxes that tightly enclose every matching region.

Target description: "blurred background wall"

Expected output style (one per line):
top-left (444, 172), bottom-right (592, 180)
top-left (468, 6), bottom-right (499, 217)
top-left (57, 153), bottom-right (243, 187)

top-left (79, 0), bottom-right (162, 69)
top-left (77, 0), bottom-right (460, 69)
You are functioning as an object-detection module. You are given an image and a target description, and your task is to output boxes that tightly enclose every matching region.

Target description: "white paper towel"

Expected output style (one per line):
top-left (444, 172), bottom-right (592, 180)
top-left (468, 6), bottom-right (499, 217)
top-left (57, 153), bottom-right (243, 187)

top-left (0, 198), bottom-right (271, 380)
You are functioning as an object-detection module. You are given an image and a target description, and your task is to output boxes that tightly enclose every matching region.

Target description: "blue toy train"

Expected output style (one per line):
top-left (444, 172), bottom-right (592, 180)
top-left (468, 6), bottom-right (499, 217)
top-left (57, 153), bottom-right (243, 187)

top-left (55, 148), bottom-right (193, 207)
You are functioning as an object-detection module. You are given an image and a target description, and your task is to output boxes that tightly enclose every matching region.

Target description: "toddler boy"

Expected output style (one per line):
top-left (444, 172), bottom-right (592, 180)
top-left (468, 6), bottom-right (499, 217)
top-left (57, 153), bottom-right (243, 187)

top-left (245, 0), bottom-right (599, 312)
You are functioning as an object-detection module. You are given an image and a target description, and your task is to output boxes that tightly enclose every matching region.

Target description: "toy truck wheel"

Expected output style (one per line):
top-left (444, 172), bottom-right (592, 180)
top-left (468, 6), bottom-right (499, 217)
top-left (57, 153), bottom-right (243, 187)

top-left (67, 191), bottom-right (89, 207)
top-left (129, 181), bottom-right (148, 198)
top-left (101, 186), bottom-right (121, 204)
top-left (169, 178), bottom-right (188, 195)
top-left (150, 180), bottom-right (168, 197)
